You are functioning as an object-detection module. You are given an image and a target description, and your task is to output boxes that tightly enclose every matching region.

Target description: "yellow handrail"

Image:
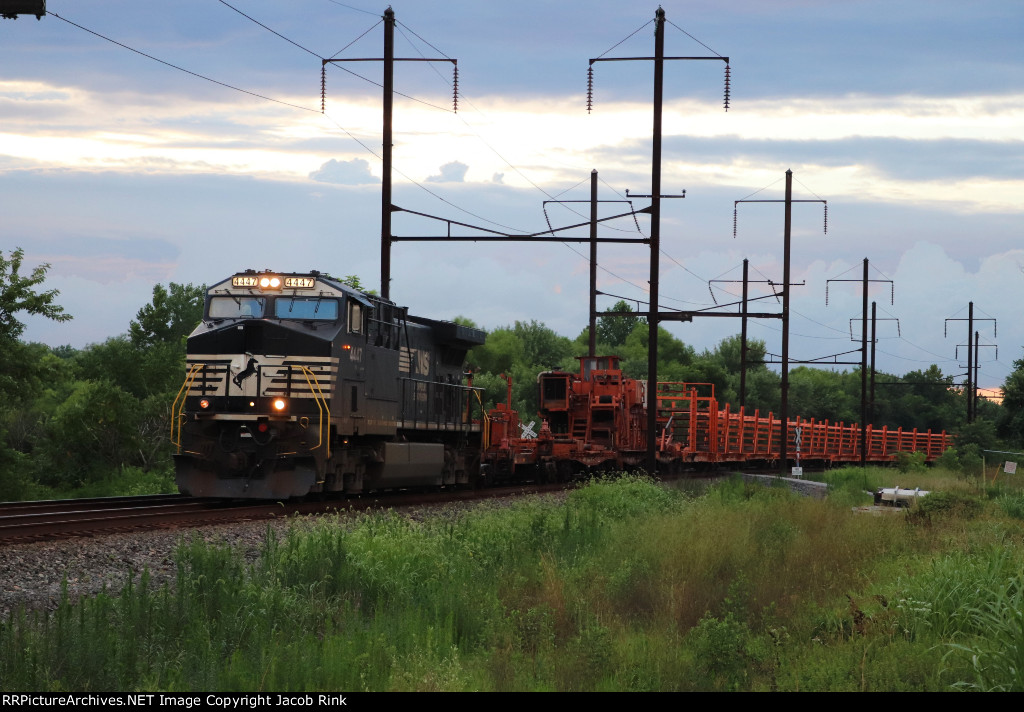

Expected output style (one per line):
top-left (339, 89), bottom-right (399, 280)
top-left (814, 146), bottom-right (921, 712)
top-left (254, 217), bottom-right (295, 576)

top-left (297, 365), bottom-right (331, 460)
top-left (170, 363), bottom-right (204, 451)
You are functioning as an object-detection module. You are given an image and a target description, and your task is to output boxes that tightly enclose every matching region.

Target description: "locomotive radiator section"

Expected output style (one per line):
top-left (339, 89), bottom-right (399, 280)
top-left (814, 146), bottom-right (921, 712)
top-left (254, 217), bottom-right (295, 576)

top-left (172, 270), bottom-right (485, 499)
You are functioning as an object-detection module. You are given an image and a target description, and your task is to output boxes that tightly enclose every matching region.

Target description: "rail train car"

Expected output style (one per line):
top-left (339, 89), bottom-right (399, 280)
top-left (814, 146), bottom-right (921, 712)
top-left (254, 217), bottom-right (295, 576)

top-left (171, 270), bottom-right (485, 498)
top-left (482, 356), bottom-right (649, 483)
top-left (482, 355), bottom-right (952, 478)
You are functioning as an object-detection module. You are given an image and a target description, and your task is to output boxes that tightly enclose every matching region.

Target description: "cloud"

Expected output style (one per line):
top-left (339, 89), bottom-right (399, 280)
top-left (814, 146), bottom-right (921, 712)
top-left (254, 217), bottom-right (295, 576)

top-left (10, 236), bottom-right (180, 285)
top-left (426, 161), bottom-right (469, 183)
top-left (308, 158), bottom-right (379, 185)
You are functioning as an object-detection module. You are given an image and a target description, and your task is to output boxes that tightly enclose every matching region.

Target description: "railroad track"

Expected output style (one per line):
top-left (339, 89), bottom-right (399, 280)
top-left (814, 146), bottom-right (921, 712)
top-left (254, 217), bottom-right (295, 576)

top-left (0, 484), bottom-right (564, 544)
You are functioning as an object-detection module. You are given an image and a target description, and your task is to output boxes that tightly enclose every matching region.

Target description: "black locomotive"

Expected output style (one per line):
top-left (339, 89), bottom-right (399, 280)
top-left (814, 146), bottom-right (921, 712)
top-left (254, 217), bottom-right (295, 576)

top-left (171, 270), bottom-right (485, 498)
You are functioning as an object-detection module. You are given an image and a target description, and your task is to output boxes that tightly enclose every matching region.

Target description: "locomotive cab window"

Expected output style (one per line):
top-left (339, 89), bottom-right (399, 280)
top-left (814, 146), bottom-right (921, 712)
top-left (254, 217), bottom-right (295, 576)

top-left (209, 296), bottom-right (265, 319)
top-left (275, 297), bottom-right (339, 321)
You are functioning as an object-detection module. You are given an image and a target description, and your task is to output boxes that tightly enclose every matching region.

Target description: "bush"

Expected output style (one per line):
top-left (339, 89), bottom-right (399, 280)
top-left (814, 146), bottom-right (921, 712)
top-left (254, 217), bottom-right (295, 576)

top-left (39, 380), bottom-right (141, 487)
top-left (947, 570), bottom-right (1024, 692)
top-left (996, 493), bottom-right (1024, 521)
top-left (0, 440), bottom-right (31, 501)
top-left (689, 612), bottom-right (754, 690)
top-left (933, 448), bottom-right (961, 472)
top-left (915, 491), bottom-right (983, 520)
top-left (896, 451), bottom-right (927, 474)
top-left (958, 443), bottom-right (985, 478)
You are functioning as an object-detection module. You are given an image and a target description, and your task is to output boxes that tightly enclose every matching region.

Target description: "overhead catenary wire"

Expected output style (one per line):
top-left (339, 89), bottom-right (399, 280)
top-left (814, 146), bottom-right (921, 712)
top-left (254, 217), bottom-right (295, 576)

top-left (378, 12), bottom-right (760, 314)
top-left (322, 0), bottom-right (379, 17)
top-left (216, 0), bottom-right (322, 60)
top-left (45, 6), bottom-right (987, 389)
top-left (51, 7), bottom-right (526, 236)
top-left (380, 18), bottom-right (681, 302)
top-left (216, 1), bottom-right (453, 111)
top-left (46, 11), bottom-right (321, 114)
top-left (385, 13), bottom-right (734, 304)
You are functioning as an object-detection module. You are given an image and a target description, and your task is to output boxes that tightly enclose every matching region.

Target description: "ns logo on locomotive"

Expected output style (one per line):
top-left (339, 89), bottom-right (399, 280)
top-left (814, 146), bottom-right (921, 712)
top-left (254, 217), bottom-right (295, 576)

top-left (171, 270), bottom-right (486, 499)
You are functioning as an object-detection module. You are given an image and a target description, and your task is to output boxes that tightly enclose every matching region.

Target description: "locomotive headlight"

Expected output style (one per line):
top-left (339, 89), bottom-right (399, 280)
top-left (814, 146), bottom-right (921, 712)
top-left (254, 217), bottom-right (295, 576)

top-left (272, 398), bottom-right (288, 412)
top-left (199, 398), bottom-right (210, 410)
top-left (259, 275), bottom-right (282, 289)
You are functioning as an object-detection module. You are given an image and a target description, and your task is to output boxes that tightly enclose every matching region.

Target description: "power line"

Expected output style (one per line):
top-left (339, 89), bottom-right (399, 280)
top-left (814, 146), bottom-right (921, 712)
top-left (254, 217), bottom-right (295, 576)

top-left (47, 11), bottom-right (321, 114)
top-left (322, 0), bottom-right (378, 17)
top-left (216, 0), bottom-right (322, 60)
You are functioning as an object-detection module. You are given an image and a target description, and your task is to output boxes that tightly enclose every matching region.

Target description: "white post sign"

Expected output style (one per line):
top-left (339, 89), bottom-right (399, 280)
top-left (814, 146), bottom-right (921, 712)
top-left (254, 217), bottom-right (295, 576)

top-left (1005, 461), bottom-right (1017, 475)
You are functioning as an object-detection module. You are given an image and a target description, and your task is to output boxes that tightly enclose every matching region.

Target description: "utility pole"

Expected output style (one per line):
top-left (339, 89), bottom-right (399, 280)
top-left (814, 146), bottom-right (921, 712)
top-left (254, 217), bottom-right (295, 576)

top-left (741, 259), bottom-right (749, 405)
top-left (587, 7), bottom-right (729, 473)
top-left (826, 259), bottom-right (892, 468)
top-left (734, 170), bottom-right (826, 474)
top-left (870, 301), bottom-right (877, 420)
top-left (322, 7), bottom-right (457, 300)
top-left (590, 170), bottom-right (598, 357)
top-left (946, 303), bottom-right (996, 423)
top-left (382, 8), bottom-right (394, 300)
top-left (782, 174), bottom-right (794, 472)
top-left (540, 176), bottom-right (642, 356)
top-left (861, 259), bottom-right (868, 466)
top-left (648, 8), bottom-right (665, 475)
top-left (708, 259), bottom-right (782, 408)
top-left (974, 331), bottom-right (980, 418)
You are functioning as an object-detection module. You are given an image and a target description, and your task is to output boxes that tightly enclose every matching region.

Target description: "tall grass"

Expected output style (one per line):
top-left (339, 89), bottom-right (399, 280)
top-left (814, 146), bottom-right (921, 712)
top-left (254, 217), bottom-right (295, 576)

top-left (2, 474), bottom-right (1023, 691)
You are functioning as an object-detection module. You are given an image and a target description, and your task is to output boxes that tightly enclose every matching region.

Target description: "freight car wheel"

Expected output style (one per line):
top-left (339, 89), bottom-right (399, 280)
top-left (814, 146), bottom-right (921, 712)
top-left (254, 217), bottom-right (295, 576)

top-left (541, 461), bottom-right (556, 484)
top-left (556, 460), bottom-right (574, 483)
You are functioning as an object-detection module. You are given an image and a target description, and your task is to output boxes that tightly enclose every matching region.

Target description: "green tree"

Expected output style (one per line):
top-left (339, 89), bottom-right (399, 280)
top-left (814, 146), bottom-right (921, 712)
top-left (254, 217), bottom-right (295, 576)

top-left (38, 380), bottom-right (141, 488)
top-left (75, 336), bottom-right (183, 398)
top-left (466, 320), bottom-right (574, 417)
top-left (884, 365), bottom-right (960, 432)
top-left (617, 324), bottom-right (695, 380)
top-left (512, 320), bottom-right (573, 370)
top-left (787, 367), bottom-right (858, 424)
top-left (0, 248), bottom-right (71, 342)
top-left (0, 250), bottom-right (73, 499)
top-left (467, 329), bottom-right (525, 376)
top-left (712, 334), bottom-right (767, 374)
top-left (597, 300), bottom-right (643, 347)
top-left (128, 282), bottom-right (205, 349)
top-left (998, 357), bottom-right (1024, 446)
top-left (955, 419), bottom-right (999, 452)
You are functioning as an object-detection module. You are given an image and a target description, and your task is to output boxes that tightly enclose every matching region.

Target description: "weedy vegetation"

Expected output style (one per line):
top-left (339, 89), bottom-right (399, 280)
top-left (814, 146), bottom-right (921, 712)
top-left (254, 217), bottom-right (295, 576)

top-left (2, 471), bottom-right (1023, 691)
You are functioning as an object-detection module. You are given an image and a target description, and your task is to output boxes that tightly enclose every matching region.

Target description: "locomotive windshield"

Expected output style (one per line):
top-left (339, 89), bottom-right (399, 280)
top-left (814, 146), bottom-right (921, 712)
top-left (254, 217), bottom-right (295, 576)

top-left (209, 296), bottom-right (265, 319)
top-left (275, 297), bottom-right (339, 320)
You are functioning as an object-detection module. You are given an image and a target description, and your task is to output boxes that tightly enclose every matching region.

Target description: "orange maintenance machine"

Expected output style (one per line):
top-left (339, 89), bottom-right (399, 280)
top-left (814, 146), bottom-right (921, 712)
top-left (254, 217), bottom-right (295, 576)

top-left (482, 355), bottom-right (951, 481)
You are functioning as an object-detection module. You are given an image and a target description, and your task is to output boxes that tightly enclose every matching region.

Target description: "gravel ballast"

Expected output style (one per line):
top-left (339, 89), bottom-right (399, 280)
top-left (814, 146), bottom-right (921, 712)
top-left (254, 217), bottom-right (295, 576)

top-left (0, 478), bottom-right (819, 617)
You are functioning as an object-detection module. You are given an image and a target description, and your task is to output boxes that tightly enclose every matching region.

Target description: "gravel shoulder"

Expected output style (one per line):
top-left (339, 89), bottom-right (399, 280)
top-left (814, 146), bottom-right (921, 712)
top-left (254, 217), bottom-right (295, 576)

top-left (0, 479), bottom-right (818, 617)
top-left (0, 494), bottom-right (539, 617)
top-left (0, 519), bottom-right (295, 618)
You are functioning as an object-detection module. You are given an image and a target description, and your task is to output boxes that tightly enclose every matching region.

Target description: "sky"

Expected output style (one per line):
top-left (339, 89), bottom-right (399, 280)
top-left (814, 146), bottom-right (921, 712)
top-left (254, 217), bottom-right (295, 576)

top-left (0, 0), bottom-right (1021, 399)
